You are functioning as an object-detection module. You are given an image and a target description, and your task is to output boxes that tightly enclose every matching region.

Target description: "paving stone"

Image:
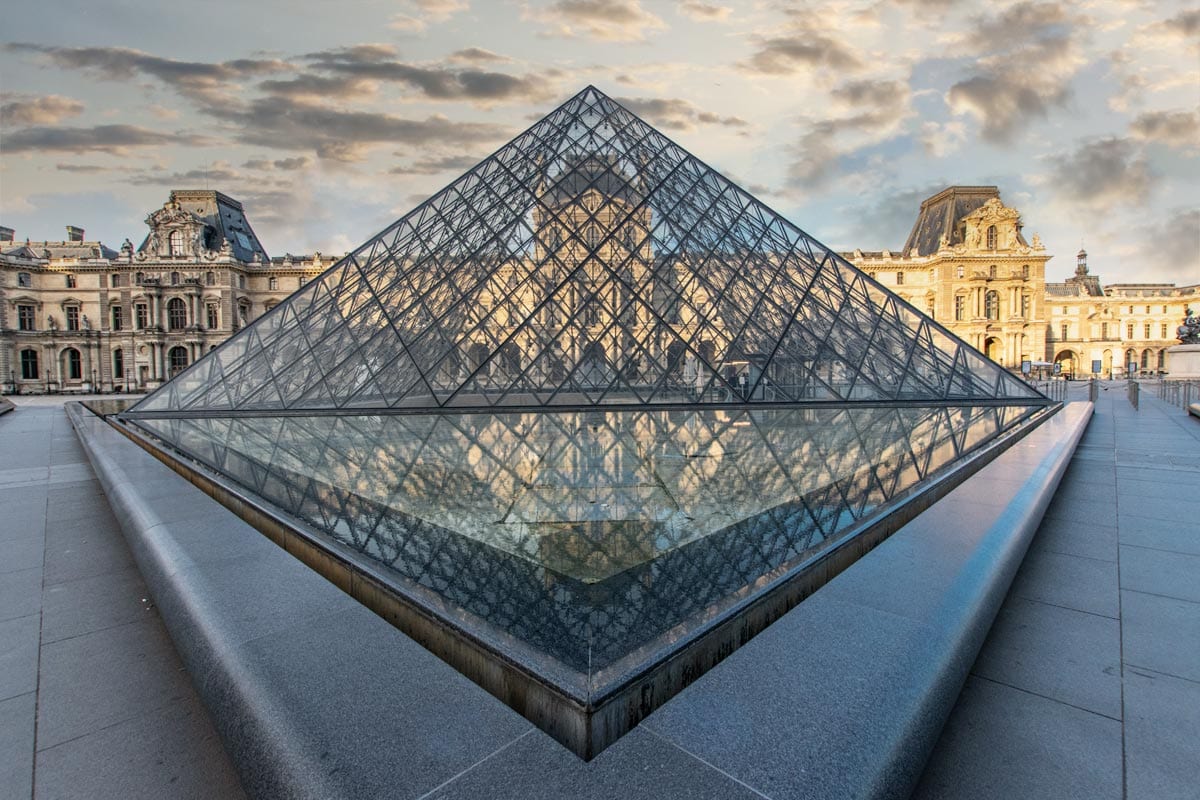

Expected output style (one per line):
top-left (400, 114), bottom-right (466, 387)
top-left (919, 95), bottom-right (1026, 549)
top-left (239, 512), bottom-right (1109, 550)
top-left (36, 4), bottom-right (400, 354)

top-left (0, 568), bottom-right (43, 624)
top-left (1117, 514), bottom-right (1200, 556)
top-left (0, 535), bottom-right (45, 575)
top-left (1027, 517), bottom-right (1117, 562)
top-left (34, 694), bottom-right (246, 800)
top-left (911, 676), bottom-right (1122, 800)
top-left (36, 615), bottom-right (196, 748)
top-left (0, 614), bottom-right (40, 703)
top-left (425, 727), bottom-right (763, 800)
top-left (0, 691), bottom-right (35, 800)
top-left (1009, 549), bottom-right (1119, 618)
top-left (1119, 545), bottom-right (1200, 603)
top-left (40, 565), bottom-right (151, 644)
top-left (1121, 590), bottom-right (1200, 683)
top-left (970, 597), bottom-right (1121, 719)
top-left (43, 516), bottom-right (135, 586)
top-left (1116, 496), bottom-right (1200, 526)
top-left (1124, 666), bottom-right (1200, 800)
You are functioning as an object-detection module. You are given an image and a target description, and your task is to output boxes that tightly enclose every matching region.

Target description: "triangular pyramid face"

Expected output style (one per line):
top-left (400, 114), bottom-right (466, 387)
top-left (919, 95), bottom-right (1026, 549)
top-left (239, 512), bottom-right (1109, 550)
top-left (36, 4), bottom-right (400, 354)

top-left (132, 86), bottom-right (1041, 414)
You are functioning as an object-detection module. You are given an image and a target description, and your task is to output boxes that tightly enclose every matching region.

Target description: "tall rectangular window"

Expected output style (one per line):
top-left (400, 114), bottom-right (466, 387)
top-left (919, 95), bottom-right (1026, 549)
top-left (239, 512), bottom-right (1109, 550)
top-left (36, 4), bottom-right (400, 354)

top-left (1144, 323), bottom-right (1151, 339)
top-left (111, 273), bottom-right (123, 288)
top-left (66, 306), bottom-right (80, 331)
top-left (18, 304), bottom-right (35, 331)
top-left (18, 272), bottom-right (31, 288)
top-left (65, 274), bottom-right (77, 288)
top-left (268, 276), bottom-right (278, 290)
top-left (1127, 323), bottom-right (1134, 339)
top-left (954, 295), bottom-right (965, 321)
top-left (206, 304), bottom-right (219, 329)
top-left (1162, 323), bottom-right (1168, 338)
top-left (1060, 323), bottom-right (1069, 341)
top-left (135, 303), bottom-right (148, 329)
top-left (111, 306), bottom-right (124, 331)
top-left (895, 271), bottom-right (904, 285)
top-left (1020, 294), bottom-right (1030, 317)
top-left (1101, 322), bottom-right (1109, 339)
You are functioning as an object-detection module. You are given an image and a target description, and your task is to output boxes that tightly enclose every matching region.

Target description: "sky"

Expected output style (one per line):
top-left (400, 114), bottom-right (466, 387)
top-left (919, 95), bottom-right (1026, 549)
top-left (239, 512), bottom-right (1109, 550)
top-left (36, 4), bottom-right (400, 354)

top-left (1, 0), bottom-right (1197, 285)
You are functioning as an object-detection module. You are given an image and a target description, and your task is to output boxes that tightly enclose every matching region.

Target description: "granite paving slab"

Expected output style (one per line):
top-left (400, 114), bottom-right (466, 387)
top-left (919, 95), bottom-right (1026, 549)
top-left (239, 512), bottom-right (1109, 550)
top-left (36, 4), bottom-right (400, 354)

top-left (1122, 666), bottom-right (1200, 800)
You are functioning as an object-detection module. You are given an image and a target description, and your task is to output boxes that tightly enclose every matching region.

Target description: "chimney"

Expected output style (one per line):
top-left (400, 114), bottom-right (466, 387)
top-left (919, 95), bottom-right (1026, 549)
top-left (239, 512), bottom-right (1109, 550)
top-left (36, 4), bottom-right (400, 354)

top-left (66, 225), bottom-right (85, 242)
top-left (0, 226), bottom-right (14, 243)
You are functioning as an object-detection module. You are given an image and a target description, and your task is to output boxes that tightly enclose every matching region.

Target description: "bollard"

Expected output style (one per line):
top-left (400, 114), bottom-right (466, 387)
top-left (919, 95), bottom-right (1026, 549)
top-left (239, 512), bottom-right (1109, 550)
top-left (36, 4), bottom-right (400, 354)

top-left (1089, 378), bottom-right (1099, 402)
top-left (1127, 379), bottom-right (1139, 410)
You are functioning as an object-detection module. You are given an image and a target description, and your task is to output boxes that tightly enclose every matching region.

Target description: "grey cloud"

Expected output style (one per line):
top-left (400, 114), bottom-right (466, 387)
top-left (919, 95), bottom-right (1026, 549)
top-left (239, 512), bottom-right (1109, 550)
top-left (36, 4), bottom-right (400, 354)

top-left (449, 48), bottom-right (510, 63)
top-left (1046, 137), bottom-right (1155, 210)
top-left (0, 94), bottom-right (84, 126)
top-left (1157, 9), bottom-right (1200, 39)
top-left (831, 80), bottom-right (908, 110)
top-left (242, 156), bottom-right (313, 171)
top-left (257, 74), bottom-right (376, 100)
top-left (3, 124), bottom-right (210, 154)
top-left (5, 44), bottom-right (289, 102)
top-left (530, 0), bottom-right (666, 41)
top-left (303, 47), bottom-right (557, 103)
top-left (947, 32), bottom-right (1077, 143)
top-left (206, 96), bottom-right (507, 161)
top-left (841, 182), bottom-right (948, 250)
top-left (1134, 208), bottom-right (1199, 280)
top-left (389, 154), bottom-right (480, 174)
top-left (741, 32), bottom-right (862, 75)
top-left (130, 164), bottom-right (244, 186)
top-left (1130, 110), bottom-right (1200, 148)
top-left (968, 1), bottom-right (1070, 46)
top-left (615, 96), bottom-right (747, 131)
top-left (54, 163), bottom-right (114, 173)
top-left (677, 2), bottom-right (731, 22)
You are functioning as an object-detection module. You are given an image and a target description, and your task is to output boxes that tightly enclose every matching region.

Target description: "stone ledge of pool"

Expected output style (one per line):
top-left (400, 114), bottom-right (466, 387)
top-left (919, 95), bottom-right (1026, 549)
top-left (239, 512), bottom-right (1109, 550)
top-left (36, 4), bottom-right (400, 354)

top-left (66, 400), bottom-right (1091, 800)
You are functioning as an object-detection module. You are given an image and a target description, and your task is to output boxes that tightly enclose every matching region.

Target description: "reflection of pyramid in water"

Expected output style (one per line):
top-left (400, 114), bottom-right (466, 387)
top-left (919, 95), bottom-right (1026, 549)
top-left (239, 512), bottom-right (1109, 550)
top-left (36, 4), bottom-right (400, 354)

top-left (133, 86), bottom-right (1042, 414)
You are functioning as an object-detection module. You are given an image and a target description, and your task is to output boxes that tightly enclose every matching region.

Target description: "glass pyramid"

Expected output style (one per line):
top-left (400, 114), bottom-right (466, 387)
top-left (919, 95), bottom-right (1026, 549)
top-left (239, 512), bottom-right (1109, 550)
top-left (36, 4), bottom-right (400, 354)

top-left (130, 85), bottom-right (1042, 415)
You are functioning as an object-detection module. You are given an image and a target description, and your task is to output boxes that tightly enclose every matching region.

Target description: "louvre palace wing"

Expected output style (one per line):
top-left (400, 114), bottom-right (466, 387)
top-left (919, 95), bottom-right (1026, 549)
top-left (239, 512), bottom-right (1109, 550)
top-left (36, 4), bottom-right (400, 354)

top-left (130, 86), bottom-right (1042, 414)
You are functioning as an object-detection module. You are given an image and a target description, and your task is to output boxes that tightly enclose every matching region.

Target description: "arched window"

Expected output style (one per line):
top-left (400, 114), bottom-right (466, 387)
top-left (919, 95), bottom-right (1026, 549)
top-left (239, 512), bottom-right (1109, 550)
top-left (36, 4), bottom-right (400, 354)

top-left (63, 348), bottom-right (82, 381)
top-left (20, 349), bottom-right (38, 380)
top-left (1141, 349), bottom-right (1151, 369)
top-left (1125, 349), bottom-right (1136, 370)
top-left (113, 348), bottom-right (124, 382)
top-left (268, 276), bottom-right (278, 291)
top-left (985, 290), bottom-right (1000, 320)
top-left (168, 230), bottom-right (185, 256)
top-left (168, 346), bottom-right (188, 377)
top-left (585, 225), bottom-right (600, 248)
top-left (167, 298), bottom-right (187, 330)
top-left (986, 225), bottom-right (997, 250)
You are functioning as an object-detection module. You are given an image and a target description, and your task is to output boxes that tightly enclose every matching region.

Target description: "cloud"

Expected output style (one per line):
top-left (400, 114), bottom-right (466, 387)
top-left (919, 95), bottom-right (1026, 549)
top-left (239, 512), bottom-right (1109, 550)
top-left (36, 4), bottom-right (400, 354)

top-left (740, 28), bottom-right (862, 75)
top-left (677, 2), bottom-right (731, 22)
top-left (615, 96), bottom-right (747, 131)
top-left (2, 124), bottom-right (211, 154)
top-left (5, 44), bottom-right (289, 104)
top-left (389, 154), bottom-right (481, 174)
top-left (945, 4), bottom-right (1084, 142)
top-left (0, 94), bottom-right (84, 126)
top-left (786, 79), bottom-right (912, 188)
top-left (1041, 137), bottom-right (1154, 211)
top-left (54, 163), bottom-right (118, 173)
top-left (526, 0), bottom-right (667, 42)
top-left (242, 156), bottom-right (313, 171)
top-left (1135, 8), bottom-right (1200, 51)
top-left (129, 161), bottom-right (244, 186)
top-left (1129, 109), bottom-right (1200, 149)
top-left (204, 95), bottom-right (507, 161)
top-left (919, 120), bottom-right (967, 156)
top-left (1135, 208), bottom-right (1200, 279)
top-left (840, 181), bottom-right (948, 250)
top-left (257, 74), bottom-right (377, 101)
top-left (388, 0), bottom-right (469, 32)
top-left (448, 47), bottom-right (510, 63)
top-left (302, 46), bottom-right (558, 104)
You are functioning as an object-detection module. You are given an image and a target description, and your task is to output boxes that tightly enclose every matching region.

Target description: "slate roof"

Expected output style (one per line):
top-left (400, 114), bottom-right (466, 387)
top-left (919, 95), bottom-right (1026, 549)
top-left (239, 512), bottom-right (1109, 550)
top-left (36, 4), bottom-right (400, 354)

top-left (901, 186), bottom-right (1028, 257)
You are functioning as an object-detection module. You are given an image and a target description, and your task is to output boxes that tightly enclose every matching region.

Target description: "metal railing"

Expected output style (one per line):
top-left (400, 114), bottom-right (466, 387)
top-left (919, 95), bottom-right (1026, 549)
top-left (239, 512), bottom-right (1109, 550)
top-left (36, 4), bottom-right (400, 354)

top-left (1155, 379), bottom-right (1200, 410)
top-left (1031, 379), bottom-right (1067, 403)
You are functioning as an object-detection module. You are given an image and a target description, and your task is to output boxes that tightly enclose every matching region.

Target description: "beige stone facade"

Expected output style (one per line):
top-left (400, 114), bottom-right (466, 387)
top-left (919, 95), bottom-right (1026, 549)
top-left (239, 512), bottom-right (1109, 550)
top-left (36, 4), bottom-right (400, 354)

top-left (0, 190), bottom-right (330, 393)
top-left (3, 185), bottom-right (1197, 394)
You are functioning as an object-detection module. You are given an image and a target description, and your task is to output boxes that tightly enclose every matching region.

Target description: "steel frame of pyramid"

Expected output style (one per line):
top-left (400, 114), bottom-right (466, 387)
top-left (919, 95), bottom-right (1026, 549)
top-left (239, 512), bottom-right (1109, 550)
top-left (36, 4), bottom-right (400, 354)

top-left (129, 86), bottom-right (1045, 417)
